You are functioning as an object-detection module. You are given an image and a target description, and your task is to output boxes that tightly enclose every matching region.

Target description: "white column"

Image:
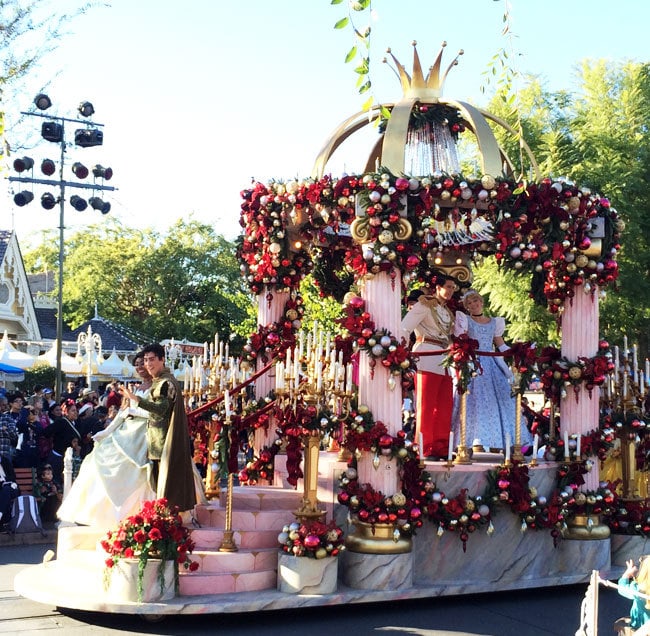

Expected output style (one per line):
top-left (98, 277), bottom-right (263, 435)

top-left (560, 285), bottom-right (600, 490)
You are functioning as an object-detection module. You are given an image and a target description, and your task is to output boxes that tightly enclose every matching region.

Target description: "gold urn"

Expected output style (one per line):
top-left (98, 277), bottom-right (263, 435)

top-left (563, 514), bottom-right (611, 541)
top-left (345, 519), bottom-right (412, 554)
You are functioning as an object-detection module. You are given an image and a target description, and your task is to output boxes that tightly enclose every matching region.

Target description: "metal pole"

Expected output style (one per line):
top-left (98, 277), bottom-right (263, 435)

top-left (55, 124), bottom-right (66, 401)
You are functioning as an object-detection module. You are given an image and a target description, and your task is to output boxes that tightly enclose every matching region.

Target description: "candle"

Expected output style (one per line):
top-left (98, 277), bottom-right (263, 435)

top-left (624, 335), bottom-right (628, 357)
top-left (505, 434), bottom-right (511, 462)
top-left (532, 434), bottom-right (539, 459)
top-left (563, 431), bottom-right (569, 460)
top-left (633, 344), bottom-right (639, 374)
top-left (614, 346), bottom-right (620, 377)
top-left (419, 432), bottom-right (424, 455)
top-left (224, 390), bottom-right (232, 417)
top-left (447, 431), bottom-right (454, 462)
top-left (640, 371), bottom-right (646, 391)
top-left (623, 372), bottom-right (628, 398)
top-left (646, 358), bottom-right (650, 381)
top-left (316, 360), bottom-right (322, 392)
top-left (346, 363), bottom-right (353, 394)
top-left (203, 341), bottom-right (208, 360)
top-left (286, 346), bottom-right (291, 372)
top-left (275, 361), bottom-right (283, 390)
top-left (298, 331), bottom-right (304, 361)
top-left (576, 434), bottom-right (581, 459)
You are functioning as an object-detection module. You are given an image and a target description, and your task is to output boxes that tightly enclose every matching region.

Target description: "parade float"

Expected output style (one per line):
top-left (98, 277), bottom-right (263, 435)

top-left (15, 42), bottom-right (649, 618)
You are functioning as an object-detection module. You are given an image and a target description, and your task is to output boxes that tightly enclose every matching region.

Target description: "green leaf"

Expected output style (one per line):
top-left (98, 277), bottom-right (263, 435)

top-left (359, 80), bottom-right (371, 94)
top-left (334, 17), bottom-right (349, 29)
top-left (361, 95), bottom-right (374, 112)
top-left (330, 0), bottom-right (344, 4)
top-left (345, 46), bottom-right (357, 63)
top-left (380, 105), bottom-right (392, 119)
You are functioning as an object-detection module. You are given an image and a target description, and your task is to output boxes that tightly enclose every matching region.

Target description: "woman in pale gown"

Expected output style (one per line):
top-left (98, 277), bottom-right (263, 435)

top-left (58, 353), bottom-right (156, 526)
top-left (451, 290), bottom-right (532, 451)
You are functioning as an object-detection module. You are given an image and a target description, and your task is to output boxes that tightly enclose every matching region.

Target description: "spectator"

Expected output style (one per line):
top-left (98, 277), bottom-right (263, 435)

top-left (42, 401), bottom-right (82, 482)
top-left (34, 463), bottom-right (62, 523)
top-left (14, 405), bottom-right (42, 468)
top-left (0, 393), bottom-right (23, 468)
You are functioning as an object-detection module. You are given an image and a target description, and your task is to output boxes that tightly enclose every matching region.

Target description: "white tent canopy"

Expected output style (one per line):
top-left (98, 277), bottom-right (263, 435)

top-left (0, 330), bottom-right (36, 370)
top-left (37, 342), bottom-right (83, 374)
top-left (98, 349), bottom-right (131, 378)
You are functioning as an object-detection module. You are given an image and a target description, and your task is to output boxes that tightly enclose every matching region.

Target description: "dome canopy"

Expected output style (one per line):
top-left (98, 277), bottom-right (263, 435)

top-left (312, 41), bottom-right (539, 181)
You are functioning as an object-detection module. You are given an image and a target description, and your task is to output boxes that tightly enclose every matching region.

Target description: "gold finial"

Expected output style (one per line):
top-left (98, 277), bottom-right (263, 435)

top-left (383, 41), bottom-right (463, 101)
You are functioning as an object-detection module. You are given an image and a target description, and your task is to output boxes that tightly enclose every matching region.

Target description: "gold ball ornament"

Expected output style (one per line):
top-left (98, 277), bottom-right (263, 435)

top-left (575, 254), bottom-right (589, 268)
top-left (481, 175), bottom-right (496, 190)
top-left (568, 366), bottom-right (583, 380)
top-left (378, 230), bottom-right (394, 244)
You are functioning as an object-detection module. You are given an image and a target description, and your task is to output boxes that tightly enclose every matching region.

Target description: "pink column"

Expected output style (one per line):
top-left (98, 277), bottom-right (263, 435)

top-left (560, 285), bottom-right (600, 490)
top-left (254, 287), bottom-right (289, 450)
top-left (356, 272), bottom-right (403, 494)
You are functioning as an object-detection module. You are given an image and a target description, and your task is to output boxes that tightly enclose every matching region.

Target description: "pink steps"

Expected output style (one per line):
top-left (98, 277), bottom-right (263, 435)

top-left (179, 486), bottom-right (302, 596)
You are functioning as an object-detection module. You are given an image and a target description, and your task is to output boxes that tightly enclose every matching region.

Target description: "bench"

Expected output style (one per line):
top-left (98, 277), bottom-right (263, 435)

top-left (13, 467), bottom-right (36, 495)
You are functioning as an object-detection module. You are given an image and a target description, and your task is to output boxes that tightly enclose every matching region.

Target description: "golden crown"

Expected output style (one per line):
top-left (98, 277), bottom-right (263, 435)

top-left (383, 41), bottom-right (464, 101)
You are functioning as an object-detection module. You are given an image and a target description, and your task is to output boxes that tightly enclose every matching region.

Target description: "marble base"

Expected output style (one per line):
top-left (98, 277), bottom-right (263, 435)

top-left (14, 557), bottom-right (602, 617)
top-left (611, 534), bottom-right (650, 568)
top-left (341, 551), bottom-right (412, 590)
top-left (277, 554), bottom-right (338, 594)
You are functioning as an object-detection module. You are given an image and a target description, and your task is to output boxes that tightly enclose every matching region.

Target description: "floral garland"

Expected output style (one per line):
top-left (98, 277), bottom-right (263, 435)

top-left (337, 458), bottom-right (425, 536)
top-left (505, 341), bottom-right (538, 396)
top-left (278, 519), bottom-right (345, 558)
top-left (237, 181), bottom-right (313, 293)
top-left (336, 294), bottom-right (417, 384)
top-left (238, 444), bottom-right (279, 486)
top-left (238, 172), bottom-right (622, 317)
top-left (422, 482), bottom-right (493, 552)
top-left (538, 341), bottom-right (613, 404)
top-left (378, 103), bottom-right (467, 138)
top-left (241, 295), bottom-right (304, 367)
top-left (441, 333), bottom-right (481, 393)
top-left (342, 403), bottom-right (417, 463)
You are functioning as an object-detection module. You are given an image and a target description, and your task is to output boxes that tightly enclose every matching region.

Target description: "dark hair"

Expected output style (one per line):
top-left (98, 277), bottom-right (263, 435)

top-left (133, 351), bottom-right (144, 364)
top-left (95, 406), bottom-right (108, 416)
top-left (406, 289), bottom-right (425, 303)
top-left (7, 392), bottom-right (23, 403)
top-left (142, 343), bottom-right (165, 360)
top-left (48, 403), bottom-right (62, 417)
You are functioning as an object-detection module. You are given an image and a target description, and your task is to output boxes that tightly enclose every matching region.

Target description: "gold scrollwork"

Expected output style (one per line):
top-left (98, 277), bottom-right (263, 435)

top-left (394, 219), bottom-right (412, 241)
top-left (350, 217), bottom-right (371, 243)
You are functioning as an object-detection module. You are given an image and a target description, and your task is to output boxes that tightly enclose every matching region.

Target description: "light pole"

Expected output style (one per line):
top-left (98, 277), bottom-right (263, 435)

top-left (8, 94), bottom-right (116, 400)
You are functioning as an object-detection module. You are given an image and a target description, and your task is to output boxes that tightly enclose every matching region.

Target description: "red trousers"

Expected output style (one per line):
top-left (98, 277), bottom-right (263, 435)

top-left (415, 370), bottom-right (453, 458)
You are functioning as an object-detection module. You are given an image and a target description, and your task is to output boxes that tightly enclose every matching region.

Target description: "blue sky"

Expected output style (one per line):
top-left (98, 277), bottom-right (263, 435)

top-left (5, 0), bottom-right (650, 247)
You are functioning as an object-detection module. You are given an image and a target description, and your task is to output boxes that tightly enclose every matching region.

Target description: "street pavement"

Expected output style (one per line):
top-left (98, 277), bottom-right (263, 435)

top-left (0, 542), bottom-right (632, 635)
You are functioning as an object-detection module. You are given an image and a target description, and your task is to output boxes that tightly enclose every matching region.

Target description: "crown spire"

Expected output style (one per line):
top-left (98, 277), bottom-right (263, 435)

top-left (383, 41), bottom-right (464, 101)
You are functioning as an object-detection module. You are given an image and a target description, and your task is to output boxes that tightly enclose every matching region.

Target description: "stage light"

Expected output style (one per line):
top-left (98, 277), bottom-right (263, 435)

top-left (78, 101), bottom-right (95, 118)
top-left (74, 128), bottom-right (103, 147)
top-left (70, 195), bottom-right (88, 211)
top-left (41, 193), bottom-right (57, 210)
top-left (92, 164), bottom-right (113, 180)
top-left (34, 93), bottom-right (52, 111)
top-left (42, 122), bottom-right (63, 143)
top-left (13, 156), bottom-right (34, 172)
top-left (89, 197), bottom-right (111, 214)
top-left (41, 159), bottom-right (56, 176)
top-left (72, 162), bottom-right (89, 179)
top-left (13, 191), bottom-right (34, 206)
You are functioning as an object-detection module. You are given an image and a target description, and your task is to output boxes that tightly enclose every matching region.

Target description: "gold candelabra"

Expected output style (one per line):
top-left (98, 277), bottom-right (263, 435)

top-left (454, 391), bottom-right (472, 465)
top-left (218, 415), bottom-right (238, 552)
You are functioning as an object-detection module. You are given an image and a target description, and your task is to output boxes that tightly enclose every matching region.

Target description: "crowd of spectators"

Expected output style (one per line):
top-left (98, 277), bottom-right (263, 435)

top-left (0, 379), bottom-right (131, 525)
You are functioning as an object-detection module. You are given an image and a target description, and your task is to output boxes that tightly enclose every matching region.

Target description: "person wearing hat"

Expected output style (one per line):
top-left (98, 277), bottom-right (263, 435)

top-left (401, 275), bottom-right (458, 459)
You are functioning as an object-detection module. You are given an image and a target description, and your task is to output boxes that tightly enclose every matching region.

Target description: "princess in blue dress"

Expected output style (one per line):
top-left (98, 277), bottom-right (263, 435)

top-left (452, 290), bottom-right (531, 451)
